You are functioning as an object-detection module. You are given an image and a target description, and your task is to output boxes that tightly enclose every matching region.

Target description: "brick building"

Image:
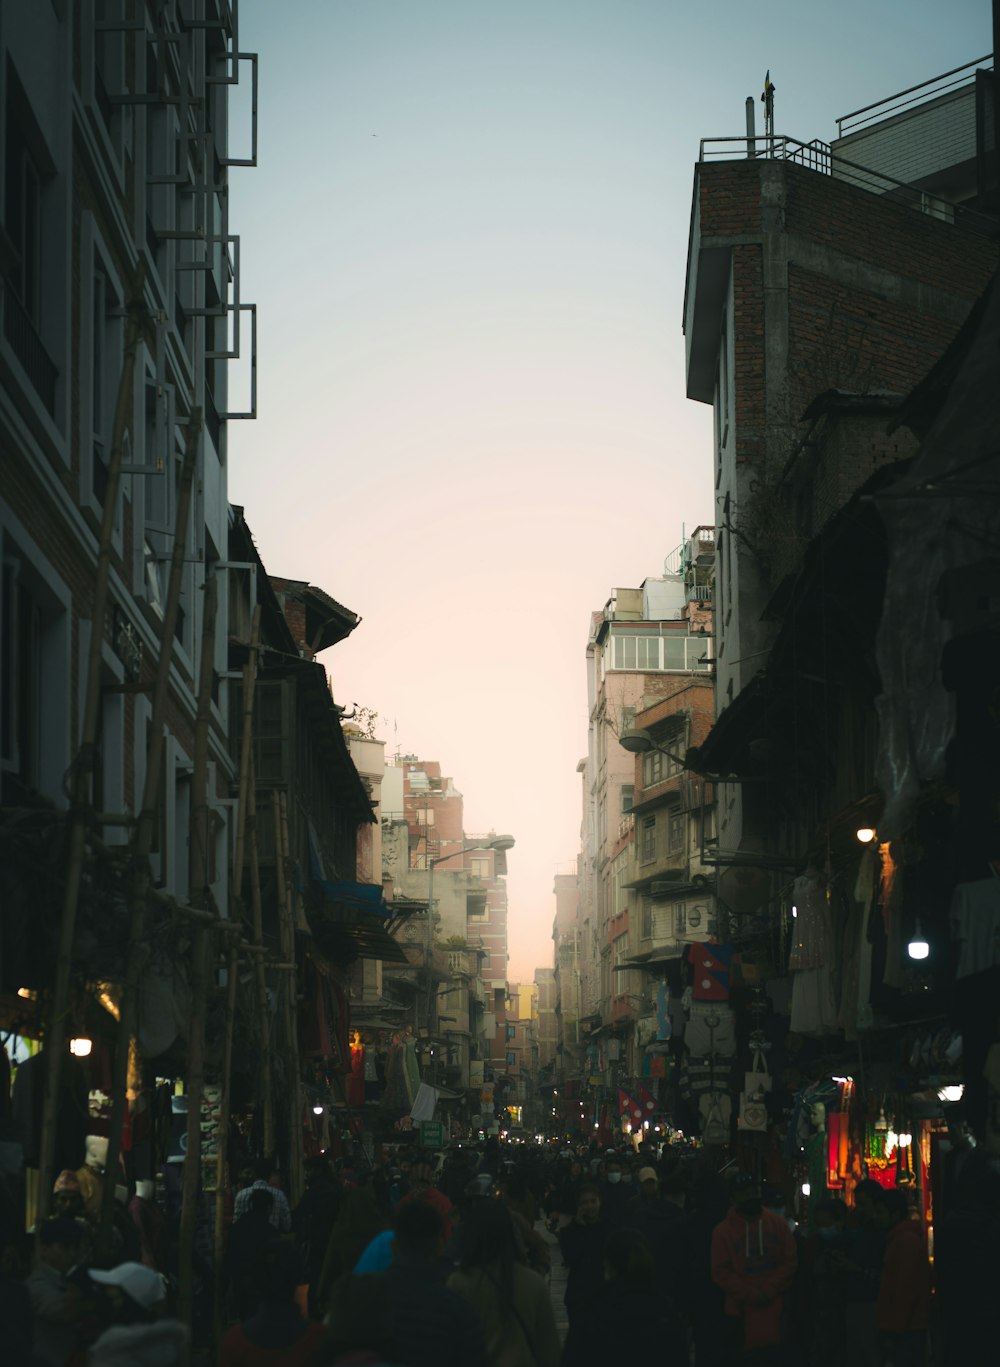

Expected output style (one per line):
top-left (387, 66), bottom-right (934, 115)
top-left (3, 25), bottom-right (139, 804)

top-left (677, 60), bottom-right (1000, 1189)
top-left (683, 62), bottom-right (998, 918)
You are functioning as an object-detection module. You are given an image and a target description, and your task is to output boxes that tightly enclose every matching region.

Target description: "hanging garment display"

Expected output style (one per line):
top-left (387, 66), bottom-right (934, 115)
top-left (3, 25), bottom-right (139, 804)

top-left (685, 1003), bottom-right (737, 1058)
top-left (402, 1030), bottom-right (422, 1103)
top-left (952, 879), bottom-right (1000, 979)
top-left (700, 1091), bottom-right (732, 1144)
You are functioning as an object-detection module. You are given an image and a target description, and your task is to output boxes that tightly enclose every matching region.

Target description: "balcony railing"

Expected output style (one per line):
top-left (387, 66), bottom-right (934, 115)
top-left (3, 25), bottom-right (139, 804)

top-left (3, 283), bottom-right (57, 415)
top-left (686, 581), bottom-right (714, 603)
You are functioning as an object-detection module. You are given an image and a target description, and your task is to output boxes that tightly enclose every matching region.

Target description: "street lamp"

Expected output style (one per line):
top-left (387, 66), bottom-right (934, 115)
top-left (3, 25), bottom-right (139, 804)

top-left (424, 835), bottom-right (515, 1036)
top-left (619, 727), bottom-right (688, 766)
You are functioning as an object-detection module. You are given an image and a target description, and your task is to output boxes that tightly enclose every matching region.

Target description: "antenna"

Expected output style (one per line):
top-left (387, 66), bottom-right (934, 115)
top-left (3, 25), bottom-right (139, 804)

top-left (761, 70), bottom-right (776, 156)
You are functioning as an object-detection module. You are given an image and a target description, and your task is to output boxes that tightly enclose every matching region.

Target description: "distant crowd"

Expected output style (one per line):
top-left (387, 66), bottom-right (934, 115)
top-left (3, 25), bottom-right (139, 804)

top-left (2, 1134), bottom-right (996, 1365)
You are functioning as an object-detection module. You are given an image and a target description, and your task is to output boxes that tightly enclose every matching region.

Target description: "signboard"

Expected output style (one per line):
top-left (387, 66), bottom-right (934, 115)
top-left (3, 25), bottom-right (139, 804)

top-left (420, 1121), bottom-right (445, 1148)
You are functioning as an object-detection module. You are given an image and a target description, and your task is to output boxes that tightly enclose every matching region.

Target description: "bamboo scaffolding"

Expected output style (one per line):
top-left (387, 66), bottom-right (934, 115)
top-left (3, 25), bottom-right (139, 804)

top-left (247, 754), bottom-right (273, 1155)
top-left (36, 266), bottom-right (147, 1221)
top-left (212, 603), bottom-right (261, 1337)
top-left (97, 407), bottom-right (203, 1256)
top-left (177, 571), bottom-right (217, 1331)
top-left (273, 789), bottom-right (303, 1204)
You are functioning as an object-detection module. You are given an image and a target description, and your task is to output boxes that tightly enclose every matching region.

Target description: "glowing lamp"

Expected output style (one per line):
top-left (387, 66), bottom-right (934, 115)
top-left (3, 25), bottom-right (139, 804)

top-left (907, 920), bottom-right (929, 960)
top-left (938, 1085), bottom-right (964, 1103)
top-left (856, 827), bottom-right (876, 844)
top-left (800, 1182), bottom-right (811, 1196)
top-left (312, 1104), bottom-right (324, 1116)
top-left (69, 1037), bottom-right (92, 1057)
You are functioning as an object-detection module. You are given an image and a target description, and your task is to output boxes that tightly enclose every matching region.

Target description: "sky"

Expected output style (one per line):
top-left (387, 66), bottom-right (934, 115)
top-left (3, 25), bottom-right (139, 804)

top-left (227, 0), bottom-right (992, 981)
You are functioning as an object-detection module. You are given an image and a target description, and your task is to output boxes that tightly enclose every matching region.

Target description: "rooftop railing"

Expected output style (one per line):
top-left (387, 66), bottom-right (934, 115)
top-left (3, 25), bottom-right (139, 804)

top-left (836, 56), bottom-right (991, 138)
top-left (697, 134), bottom-right (997, 238)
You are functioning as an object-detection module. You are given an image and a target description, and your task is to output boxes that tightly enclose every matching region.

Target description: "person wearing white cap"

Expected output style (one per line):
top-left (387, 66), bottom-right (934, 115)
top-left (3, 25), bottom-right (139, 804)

top-left (86, 1262), bottom-right (187, 1367)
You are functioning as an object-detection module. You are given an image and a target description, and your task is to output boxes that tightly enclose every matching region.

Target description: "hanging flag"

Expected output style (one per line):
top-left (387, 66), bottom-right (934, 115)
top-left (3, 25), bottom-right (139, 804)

top-left (637, 1083), bottom-right (657, 1114)
top-left (617, 1088), bottom-right (634, 1119)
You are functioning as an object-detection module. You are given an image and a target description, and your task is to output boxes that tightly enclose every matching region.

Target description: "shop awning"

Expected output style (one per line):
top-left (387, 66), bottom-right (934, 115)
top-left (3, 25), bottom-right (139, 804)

top-left (306, 882), bottom-right (409, 964)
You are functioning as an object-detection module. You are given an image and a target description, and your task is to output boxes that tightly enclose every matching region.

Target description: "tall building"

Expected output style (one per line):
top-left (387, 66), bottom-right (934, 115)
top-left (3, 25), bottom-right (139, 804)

top-left (564, 539), bottom-right (715, 1119)
top-left (683, 60), bottom-right (997, 916)
top-left (0, 3), bottom-right (264, 1208)
top-left (676, 59), bottom-right (1000, 1181)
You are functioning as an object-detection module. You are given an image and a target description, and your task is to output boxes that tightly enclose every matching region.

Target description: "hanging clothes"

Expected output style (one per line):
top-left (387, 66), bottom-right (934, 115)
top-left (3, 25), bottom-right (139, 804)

top-left (402, 1031), bottom-right (422, 1103)
top-left (346, 1041), bottom-right (365, 1106)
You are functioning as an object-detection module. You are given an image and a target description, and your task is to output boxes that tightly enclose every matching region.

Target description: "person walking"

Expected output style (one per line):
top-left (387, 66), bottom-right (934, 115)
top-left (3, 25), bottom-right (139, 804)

top-left (218, 1242), bottom-right (327, 1367)
top-left (874, 1190), bottom-right (930, 1367)
top-left (573, 1229), bottom-right (686, 1364)
top-left (86, 1261), bottom-right (188, 1367)
top-left (710, 1174), bottom-right (797, 1363)
top-left (557, 1184), bottom-right (608, 1366)
top-left (448, 1197), bottom-right (559, 1367)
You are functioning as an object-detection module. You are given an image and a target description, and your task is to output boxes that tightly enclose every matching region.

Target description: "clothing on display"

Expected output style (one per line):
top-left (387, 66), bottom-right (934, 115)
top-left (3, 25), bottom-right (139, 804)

top-left (951, 878), bottom-right (1000, 979)
top-left (685, 1003), bottom-right (737, 1057)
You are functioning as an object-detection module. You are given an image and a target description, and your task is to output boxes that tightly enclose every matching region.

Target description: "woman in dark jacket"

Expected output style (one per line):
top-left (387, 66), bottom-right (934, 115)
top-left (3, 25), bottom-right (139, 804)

top-left (558, 1184), bottom-right (607, 1367)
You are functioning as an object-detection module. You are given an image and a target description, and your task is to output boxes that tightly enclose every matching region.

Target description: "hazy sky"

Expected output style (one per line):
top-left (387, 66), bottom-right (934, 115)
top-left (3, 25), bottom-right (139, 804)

top-left (227, 1), bottom-right (991, 981)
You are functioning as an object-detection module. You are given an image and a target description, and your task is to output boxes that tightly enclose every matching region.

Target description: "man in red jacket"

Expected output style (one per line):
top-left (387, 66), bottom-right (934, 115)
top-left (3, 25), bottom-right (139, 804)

top-left (711, 1174), bottom-right (798, 1360)
top-left (875, 1189), bottom-right (930, 1367)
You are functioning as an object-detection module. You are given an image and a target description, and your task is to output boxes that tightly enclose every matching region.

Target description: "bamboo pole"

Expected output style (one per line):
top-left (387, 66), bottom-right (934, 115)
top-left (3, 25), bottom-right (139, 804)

top-left (37, 267), bottom-right (146, 1221)
top-left (97, 407), bottom-right (203, 1257)
top-left (177, 569), bottom-right (217, 1330)
top-left (247, 757), bottom-right (273, 1156)
top-left (231, 606), bottom-right (261, 916)
top-left (212, 940), bottom-right (238, 1342)
top-left (211, 602), bottom-right (261, 1336)
top-left (273, 789), bottom-right (303, 1205)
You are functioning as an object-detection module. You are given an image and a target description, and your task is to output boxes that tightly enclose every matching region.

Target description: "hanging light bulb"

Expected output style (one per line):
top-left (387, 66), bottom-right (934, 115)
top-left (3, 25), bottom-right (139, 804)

top-left (886, 1128), bottom-right (898, 1152)
top-left (908, 920), bottom-right (930, 960)
top-left (800, 1182), bottom-right (811, 1196)
top-left (791, 904), bottom-right (798, 919)
top-left (875, 1108), bottom-right (888, 1132)
top-left (69, 1037), bottom-right (92, 1057)
top-left (898, 1130), bottom-right (912, 1148)
top-left (937, 1085), bottom-right (964, 1103)
top-left (856, 827), bottom-right (876, 844)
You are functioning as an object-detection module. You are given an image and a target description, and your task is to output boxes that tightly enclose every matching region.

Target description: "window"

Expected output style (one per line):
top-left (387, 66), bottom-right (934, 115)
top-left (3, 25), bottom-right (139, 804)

top-left (254, 682), bottom-right (286, 783)
top-left (4, 71), bottom-right (57, 415)
top-left (611, 850), bottom-right (629, 918)
top-left (5, 120), bottom-right (41, 322)
top-left (467, 891), bottom-right (488, 920)
top-left (414, 808), bottom-right (435, 827)
top-left (609, 633), bottom-right (712, 674)
top-left (716, 309), bottom-right (730, 451)
top-left (620, 784), bottom-right (634, 814)
top-left (641, 816), bottom-right (656, 864)
top-left (640, 896), bottom-right (652, 940)
top-left (469, 856), bottom-right (491, 879)
top-left (643, 745), bottom-right (684, 788)
top-left (669, 813), bottom-right (685, 853)
top-left (675, 902), bottom-right (687, 936)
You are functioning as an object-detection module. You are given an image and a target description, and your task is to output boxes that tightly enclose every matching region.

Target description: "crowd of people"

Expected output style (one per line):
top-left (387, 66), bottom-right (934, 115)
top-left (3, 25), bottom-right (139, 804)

top-left (1, 1134), bottom-right (994, 1366)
